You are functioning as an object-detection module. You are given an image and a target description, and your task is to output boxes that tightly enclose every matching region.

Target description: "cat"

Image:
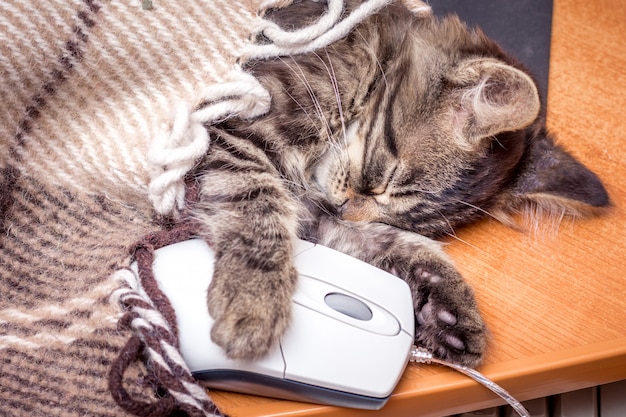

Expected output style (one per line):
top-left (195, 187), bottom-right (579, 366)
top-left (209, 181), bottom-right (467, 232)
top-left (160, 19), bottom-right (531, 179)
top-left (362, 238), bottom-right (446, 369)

top-left (187, 0), bottom-right (609, 367)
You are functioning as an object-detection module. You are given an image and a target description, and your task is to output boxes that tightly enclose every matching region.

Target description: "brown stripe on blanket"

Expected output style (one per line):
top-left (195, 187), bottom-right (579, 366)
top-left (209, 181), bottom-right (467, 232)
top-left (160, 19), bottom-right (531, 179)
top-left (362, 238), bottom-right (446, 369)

top-left (0, 166), bottom-right (19, 232)
top-left (13, 0), bottom-right (102, 151)
top-left (0, 176), bottom-right (152, 309)
top-left (0, 174), bottom-right (158, 417)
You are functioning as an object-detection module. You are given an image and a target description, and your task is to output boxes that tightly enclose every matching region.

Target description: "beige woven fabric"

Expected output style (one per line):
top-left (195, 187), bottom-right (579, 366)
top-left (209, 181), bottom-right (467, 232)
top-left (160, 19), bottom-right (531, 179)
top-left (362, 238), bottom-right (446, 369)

top-left (0, 1), bottom-right (256, 415)
top-left (1, 0), bottom-right (256, 201)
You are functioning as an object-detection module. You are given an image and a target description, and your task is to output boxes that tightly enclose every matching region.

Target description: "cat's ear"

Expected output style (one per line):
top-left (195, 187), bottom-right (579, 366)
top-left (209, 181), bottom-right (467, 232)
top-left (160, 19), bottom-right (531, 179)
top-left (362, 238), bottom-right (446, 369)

top-left (449, 59), bottom-right (541, 146)
top-left (494, 129), bottom-right (610, 222)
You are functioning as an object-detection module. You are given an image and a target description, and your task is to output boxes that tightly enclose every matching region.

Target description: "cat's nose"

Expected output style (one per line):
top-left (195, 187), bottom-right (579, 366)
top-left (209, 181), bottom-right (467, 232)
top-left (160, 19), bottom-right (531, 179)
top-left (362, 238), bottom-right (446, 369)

top-left (338, 196), bottom-right (379, 222)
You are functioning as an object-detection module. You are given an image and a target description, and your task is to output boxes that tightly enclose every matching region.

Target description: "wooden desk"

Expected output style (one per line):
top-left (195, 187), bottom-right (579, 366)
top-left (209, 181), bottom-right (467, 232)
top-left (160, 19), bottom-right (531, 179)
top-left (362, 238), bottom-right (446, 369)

top-left (212, 0), bottom-right (626, 415)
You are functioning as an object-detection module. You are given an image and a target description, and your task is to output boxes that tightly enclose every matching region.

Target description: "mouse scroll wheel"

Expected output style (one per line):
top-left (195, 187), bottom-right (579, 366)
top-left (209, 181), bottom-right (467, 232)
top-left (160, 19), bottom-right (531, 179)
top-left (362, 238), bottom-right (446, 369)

top-left (324, 293), bottom-right (373, 321)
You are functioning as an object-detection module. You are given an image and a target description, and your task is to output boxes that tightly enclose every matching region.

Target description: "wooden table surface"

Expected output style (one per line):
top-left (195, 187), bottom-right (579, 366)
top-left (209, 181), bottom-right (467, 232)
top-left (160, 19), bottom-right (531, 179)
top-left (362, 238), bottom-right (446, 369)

top-left (211, 0), bottom-right (626, 415)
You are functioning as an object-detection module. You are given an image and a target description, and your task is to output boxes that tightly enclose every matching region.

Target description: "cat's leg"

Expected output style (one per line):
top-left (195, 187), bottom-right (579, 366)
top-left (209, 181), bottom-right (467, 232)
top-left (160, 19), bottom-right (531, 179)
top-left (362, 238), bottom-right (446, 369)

top-left (312, 218), bottom-right (488, 367)
top-left (191, 137), bottom-right (302, 360)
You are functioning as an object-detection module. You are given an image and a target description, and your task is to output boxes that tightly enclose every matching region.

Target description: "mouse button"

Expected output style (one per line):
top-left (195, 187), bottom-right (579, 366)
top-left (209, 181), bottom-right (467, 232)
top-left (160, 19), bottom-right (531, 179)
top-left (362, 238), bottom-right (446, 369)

top-left (293, 275), bottom-right (401, 336)
top-left (292, 243), bottom-right (407, 315)
top-left (281, 304), bottom-right (413, 398)
top-left (324, 292), bottom-right (373, 321)
top-left (365, 304), bottom-right (401, 336)
top-left (296, 273), bottom-right (403, 335)
top-left (292, 243), bottom-right (358, 283)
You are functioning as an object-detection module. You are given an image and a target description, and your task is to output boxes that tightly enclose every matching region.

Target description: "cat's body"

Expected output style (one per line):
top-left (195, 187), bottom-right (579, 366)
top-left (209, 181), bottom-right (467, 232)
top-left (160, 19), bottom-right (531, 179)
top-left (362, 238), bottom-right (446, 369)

top-left (189, 0), bottom-right (609, 367)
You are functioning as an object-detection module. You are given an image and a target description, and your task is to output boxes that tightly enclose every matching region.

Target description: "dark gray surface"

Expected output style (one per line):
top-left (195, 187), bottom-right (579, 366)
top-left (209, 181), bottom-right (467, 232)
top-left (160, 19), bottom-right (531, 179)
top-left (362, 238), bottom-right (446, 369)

top-left (431, 0), bottom-right (554, 100)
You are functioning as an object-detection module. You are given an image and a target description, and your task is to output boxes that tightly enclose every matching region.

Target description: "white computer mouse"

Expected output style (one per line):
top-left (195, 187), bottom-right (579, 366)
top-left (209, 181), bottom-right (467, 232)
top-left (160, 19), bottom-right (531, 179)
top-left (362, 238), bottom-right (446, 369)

top-left (131, 238), bottom-right (415, 410)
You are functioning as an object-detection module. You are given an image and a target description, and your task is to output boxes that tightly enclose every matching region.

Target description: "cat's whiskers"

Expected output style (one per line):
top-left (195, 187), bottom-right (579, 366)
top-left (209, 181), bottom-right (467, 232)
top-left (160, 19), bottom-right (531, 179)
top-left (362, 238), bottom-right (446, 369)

top-left (313, 49), bottom-right (355, 192)
top-left (278, 57), bottom-right (334, 141)
top-left (275, 57), bottom-right (350, 219)
top-left (316, 49), bottom-right (348, 145)
top-left (490, 136), bottom-right (506, 151)
top-left (258, 66), bottom-right (334, 215)
top-left (431, 205), bottom-right (483, 252)
top-left (300, 51), bottom-right (348, 182)
top-left (281, 86), bottom-right (319, 128)
top-left (355, 28), bottom-right (389, 90)
top-left (436, 209), bottom-right (484, 251)
top-left (456, 199), bottom-right (499, 221)
top-left (443, 231), bottom-right (484, 252)
top-left (436, 208), bottom-right (456, 237)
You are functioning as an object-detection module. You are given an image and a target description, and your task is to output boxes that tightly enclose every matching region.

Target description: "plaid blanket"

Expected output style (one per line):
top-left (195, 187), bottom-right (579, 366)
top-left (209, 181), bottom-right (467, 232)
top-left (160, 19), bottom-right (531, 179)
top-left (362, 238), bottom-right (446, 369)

top-left (0, 1), bottom-right (257, 415)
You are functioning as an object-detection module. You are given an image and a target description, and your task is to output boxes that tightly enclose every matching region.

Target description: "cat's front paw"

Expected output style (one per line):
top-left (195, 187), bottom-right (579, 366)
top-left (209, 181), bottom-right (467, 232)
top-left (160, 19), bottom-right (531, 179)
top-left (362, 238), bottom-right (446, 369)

top-left (411, 264), bottom-right (487, 367)
top-left (206, 262), bottom-right (297, 360)
top-left (386, 254), bottom-right (487, 367)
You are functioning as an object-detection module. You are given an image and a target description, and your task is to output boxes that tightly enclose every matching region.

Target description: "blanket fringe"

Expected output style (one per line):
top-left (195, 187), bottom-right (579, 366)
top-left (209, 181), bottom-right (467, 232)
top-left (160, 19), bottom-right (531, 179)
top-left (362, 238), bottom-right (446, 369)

top-left (109, 221), bottom-right (224, 417)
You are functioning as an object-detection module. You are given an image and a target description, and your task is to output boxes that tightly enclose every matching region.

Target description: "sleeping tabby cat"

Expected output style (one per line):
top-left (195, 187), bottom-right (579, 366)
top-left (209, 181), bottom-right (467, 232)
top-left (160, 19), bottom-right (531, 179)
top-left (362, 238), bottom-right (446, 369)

top-left (188, 0), bottom-right (609, 367)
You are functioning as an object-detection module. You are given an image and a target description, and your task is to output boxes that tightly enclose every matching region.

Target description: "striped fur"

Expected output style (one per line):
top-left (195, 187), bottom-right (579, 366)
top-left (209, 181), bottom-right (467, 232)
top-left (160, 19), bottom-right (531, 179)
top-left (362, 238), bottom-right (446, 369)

top-left (189, 0), bottom-right (608, 367)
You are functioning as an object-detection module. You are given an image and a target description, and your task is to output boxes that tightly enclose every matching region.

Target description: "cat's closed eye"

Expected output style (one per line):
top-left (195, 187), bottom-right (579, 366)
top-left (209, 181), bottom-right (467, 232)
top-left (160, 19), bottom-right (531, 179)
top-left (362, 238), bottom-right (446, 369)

top-left (362, 164), bottom-right (397, 196)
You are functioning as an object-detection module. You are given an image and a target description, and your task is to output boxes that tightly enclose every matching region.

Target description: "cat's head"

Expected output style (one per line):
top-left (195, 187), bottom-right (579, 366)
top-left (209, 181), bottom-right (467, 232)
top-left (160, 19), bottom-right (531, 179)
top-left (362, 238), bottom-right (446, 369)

top-left (250, 0), bottom-right (609, 237)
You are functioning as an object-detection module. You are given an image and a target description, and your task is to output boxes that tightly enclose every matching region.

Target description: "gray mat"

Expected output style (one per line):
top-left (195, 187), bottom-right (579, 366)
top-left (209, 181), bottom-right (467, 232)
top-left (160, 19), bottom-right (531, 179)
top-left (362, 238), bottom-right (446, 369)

top-left (432, 0), bottom-right (554, 100)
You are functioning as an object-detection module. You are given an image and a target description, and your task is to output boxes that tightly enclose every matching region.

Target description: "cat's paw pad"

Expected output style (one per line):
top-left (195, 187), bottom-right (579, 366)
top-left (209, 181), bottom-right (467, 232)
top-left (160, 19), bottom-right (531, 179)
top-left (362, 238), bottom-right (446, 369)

top-left (412, 268), bottom-right (488, 367)
top-left (415, 267), bottom-right (443, 284)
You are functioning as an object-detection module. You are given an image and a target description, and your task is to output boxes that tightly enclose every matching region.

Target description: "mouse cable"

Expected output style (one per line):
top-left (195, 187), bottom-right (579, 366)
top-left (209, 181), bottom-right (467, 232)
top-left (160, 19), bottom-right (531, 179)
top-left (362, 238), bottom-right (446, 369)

top-left (409, 346), bottom-right (530, 417)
